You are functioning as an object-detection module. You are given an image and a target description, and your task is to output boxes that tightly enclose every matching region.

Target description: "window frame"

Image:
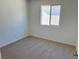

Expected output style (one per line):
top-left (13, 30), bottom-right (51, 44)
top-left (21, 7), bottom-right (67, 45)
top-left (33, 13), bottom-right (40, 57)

top-left (41, 4), bottom-right (61, 26)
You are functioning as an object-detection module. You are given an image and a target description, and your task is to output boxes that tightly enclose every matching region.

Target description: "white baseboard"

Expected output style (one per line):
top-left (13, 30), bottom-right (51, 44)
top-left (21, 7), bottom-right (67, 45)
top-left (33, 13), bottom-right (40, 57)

top-left (0, 34), bottom-right (75, 48)
top-left (29, 34), bottom-right (75, 46)
top-left (0, 35), bottom-right (28, 48)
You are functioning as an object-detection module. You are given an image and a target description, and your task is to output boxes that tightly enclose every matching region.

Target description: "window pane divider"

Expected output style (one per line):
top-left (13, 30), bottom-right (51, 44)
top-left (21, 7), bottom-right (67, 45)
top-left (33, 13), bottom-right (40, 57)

top-left (49, 5), bottom-right (52, 25)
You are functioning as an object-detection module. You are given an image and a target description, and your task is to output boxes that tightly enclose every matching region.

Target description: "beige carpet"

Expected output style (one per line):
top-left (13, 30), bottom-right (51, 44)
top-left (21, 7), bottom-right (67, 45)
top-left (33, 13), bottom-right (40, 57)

top-left (1, 36), bottom-right (76, 59)
top-left (0, 49), bottom-right (2, 59)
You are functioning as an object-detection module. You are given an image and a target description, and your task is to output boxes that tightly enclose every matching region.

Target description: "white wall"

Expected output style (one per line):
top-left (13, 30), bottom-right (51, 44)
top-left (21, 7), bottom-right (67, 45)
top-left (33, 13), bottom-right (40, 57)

top-left (0, 0), bottom-right (29, 47)
top-left (29, 0), bottom-right (77, 46)
top-left (0, 0), bottom-right (77, 47)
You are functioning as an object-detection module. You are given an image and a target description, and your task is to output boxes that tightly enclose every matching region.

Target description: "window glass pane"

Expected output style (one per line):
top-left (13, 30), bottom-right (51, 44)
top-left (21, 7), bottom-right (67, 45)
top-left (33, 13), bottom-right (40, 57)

top-left (51, 5), bottom-right (61, 26)
top-left (41, 5), bottom-right (50, 25)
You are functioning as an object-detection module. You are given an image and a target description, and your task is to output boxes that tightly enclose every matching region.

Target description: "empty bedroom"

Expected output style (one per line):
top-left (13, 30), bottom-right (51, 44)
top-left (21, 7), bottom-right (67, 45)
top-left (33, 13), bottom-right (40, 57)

top-left (0, 0), bottom-right (78, 59)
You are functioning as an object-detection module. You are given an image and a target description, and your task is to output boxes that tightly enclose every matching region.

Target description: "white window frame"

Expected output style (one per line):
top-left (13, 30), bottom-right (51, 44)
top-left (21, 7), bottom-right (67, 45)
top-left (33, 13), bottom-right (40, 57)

top-left (41, 5), bottom-right (61, 26)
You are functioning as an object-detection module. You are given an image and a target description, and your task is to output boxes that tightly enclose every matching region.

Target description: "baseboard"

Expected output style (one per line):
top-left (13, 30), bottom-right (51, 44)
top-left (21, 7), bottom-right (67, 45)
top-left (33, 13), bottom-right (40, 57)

top-left (0, 34), bottom-right (75, 48)
top-left (28, 35), bottom-right (75, 47)
top-left (0, 35), bottom-right (29, 48)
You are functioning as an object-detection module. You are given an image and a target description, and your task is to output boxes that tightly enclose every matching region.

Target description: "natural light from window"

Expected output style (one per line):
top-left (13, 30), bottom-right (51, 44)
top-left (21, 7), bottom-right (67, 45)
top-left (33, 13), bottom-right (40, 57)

top-left (41, 5), bottom-right (50, 25)
top-left (41, 5), bottom-right (61, 26)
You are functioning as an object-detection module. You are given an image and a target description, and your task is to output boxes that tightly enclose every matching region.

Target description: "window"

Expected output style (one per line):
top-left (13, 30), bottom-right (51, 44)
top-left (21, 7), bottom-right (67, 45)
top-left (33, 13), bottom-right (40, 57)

top-left (41, 5), bottom-right (61, 26)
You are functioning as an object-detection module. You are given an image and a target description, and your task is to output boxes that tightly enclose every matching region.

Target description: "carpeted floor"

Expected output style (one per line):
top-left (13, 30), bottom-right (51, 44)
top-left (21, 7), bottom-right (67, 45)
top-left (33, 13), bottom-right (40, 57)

top-left (0, 49), bottom-right (1, 59)
top-left (1, 36), bottom-right (76, 59)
